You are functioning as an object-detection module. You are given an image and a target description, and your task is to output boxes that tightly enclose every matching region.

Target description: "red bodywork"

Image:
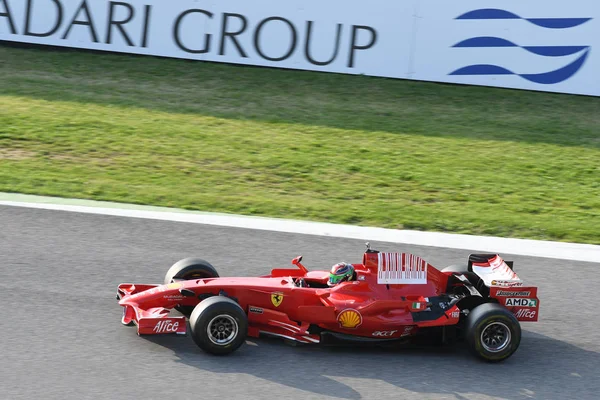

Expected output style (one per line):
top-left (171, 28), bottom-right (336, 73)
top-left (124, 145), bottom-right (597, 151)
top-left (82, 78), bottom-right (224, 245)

top-left (117, 251), bottom-right (540, 344)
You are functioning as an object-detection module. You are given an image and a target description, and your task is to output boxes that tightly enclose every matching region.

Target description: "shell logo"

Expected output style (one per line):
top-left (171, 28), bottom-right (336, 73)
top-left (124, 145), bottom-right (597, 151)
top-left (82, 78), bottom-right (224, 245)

top-left (337, 309), bottom-right (362, 329)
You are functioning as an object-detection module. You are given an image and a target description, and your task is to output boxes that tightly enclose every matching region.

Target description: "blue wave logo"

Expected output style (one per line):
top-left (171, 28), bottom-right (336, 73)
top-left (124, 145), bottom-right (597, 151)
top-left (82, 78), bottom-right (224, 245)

top-left (449, 9), bottom-right (592, 85)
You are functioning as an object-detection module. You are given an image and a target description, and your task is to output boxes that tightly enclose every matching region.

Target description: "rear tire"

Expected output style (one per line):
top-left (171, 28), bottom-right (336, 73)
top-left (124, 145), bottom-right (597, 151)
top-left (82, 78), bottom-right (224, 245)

top-left (189, 296), bottom-right (248, 356)
top-left (164, 258), bottom-right (219, 317)
top-left (465, 303), bottom-right (521, 362)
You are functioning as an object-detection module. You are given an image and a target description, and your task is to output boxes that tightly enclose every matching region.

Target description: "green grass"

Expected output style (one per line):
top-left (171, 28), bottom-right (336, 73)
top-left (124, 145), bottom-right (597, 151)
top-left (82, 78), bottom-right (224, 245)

top-left (1, 46), bottom-right (599, 244)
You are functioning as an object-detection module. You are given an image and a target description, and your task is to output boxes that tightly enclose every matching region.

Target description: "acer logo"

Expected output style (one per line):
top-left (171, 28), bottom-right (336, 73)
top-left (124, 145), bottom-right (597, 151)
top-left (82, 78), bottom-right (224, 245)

top-left (372, 330), bottom-right (398, 337)
top-left (153, 320), bottom-right (179, 333)
top-left (514, 309), bottom-right (536, 319)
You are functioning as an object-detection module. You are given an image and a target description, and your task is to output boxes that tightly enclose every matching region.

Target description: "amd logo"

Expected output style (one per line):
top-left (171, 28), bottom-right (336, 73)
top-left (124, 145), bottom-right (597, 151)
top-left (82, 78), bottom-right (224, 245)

top-left (505, 298), bottom-right (537, 307)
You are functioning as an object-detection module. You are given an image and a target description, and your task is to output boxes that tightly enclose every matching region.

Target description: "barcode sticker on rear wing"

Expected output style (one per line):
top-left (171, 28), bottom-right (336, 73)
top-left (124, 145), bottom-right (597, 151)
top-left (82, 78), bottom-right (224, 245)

top-left (377, 253), bottom-right (428, 284)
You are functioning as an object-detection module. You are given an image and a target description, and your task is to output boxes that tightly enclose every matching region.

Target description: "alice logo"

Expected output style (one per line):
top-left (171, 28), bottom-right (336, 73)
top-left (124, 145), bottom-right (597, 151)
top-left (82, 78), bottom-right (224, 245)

top-left (337, 309), bottom-right (362, 329)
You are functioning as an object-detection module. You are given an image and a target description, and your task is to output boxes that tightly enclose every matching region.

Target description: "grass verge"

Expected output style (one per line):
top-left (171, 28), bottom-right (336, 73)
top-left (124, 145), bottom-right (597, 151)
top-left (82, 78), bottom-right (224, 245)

top-left (1, 45), bottom-right (599, 244)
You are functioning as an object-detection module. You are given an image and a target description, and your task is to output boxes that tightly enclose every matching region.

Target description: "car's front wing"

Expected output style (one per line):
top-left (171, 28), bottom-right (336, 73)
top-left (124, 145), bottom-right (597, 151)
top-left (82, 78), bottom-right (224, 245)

top-left (117, 283), bottom-right (187, 335)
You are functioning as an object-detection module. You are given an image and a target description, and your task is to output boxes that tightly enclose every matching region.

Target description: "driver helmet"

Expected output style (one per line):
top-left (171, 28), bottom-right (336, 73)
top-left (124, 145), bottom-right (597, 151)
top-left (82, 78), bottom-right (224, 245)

top-left (328, 262), bottom-right (355, 286)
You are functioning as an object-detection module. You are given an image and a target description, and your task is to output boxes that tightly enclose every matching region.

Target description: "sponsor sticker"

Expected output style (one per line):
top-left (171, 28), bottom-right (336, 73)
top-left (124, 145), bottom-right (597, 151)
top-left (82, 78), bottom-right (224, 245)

top-left (337, 309), bottom-right (362, 329)
top-left (506, 298), bottom-right (537, 307)
top-left (451, 310), bottom-right (460, 318)
top-left (271, 292), bottom-right (284, 307)
top-left (401, 326), bottom-right (414, 336)
top-left (153, 319), bottom-right (180, 333)
top-left (491, 280), bottom-right (523, 287)
top-left (249, 306), bottom-right (263, 314)
top-left (163, 282), bottom-right (183, 291)
top-left (514, 309), bottom-right (537, 319)
top-left (163, 294), bottom-right (185, 300)
top-left (496, 290), bottom-right (531, 297)
top-left (372, 330), bottom-right (398, 337)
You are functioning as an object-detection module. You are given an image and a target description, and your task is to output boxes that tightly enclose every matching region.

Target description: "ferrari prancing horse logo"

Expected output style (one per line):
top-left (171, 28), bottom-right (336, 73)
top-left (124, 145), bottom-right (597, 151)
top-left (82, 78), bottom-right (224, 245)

top-left (271, 292), bottom-right (284, 307)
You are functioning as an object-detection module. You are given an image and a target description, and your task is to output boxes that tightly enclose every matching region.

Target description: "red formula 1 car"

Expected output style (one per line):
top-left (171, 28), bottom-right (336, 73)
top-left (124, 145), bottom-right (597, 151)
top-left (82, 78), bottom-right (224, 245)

top-left (116, 244), bottom-right (540, 362)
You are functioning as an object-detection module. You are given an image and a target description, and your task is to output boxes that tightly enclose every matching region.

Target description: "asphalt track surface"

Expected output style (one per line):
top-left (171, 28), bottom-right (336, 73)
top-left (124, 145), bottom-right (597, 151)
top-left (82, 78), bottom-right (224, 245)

top-left (1, 206), bottom-right (599, 400)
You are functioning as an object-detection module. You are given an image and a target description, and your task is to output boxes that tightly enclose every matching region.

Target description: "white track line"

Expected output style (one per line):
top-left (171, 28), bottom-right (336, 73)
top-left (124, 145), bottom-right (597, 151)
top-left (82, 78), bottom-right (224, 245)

top-left (0, 194), bottom-right (598, 262)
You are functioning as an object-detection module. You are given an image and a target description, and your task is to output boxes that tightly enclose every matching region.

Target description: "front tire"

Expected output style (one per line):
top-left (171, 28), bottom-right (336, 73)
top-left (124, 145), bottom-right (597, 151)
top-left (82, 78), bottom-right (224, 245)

top-left (164, 257), bottom-right (219, 284)
top-left (465, 303), bottom-right (521, 362)
top-left (189, 296), bottom-right (248, 356)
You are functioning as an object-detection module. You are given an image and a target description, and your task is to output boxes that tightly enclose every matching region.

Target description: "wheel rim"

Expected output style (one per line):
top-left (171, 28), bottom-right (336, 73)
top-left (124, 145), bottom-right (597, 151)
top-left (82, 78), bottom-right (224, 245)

top-left (207, 314), bottom-right (238, 346)
top-left (480, 321), bottom-right (511, 353)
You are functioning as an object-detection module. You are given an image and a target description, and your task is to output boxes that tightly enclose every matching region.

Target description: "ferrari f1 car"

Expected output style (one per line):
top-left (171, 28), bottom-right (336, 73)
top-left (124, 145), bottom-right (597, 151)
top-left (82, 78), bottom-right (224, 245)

top-left (116, 244), bottom-right (540, 362)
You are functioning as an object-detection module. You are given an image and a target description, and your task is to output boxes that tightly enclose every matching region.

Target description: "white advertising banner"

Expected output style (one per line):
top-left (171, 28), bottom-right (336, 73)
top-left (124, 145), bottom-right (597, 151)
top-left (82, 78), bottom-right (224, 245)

top-left (1, 0), bottom-right (598, 96)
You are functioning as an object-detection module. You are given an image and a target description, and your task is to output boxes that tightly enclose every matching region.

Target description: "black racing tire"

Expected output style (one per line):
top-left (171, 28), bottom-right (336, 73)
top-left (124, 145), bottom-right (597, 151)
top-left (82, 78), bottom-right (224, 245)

top-left (164, 258), bottom-right (219, 317)
top-left (164, 257), bottom-right (219, 284)
top-left (465, 302), bottom-right (521, 362)
top-left (189, 296), bottom-right (248, 356)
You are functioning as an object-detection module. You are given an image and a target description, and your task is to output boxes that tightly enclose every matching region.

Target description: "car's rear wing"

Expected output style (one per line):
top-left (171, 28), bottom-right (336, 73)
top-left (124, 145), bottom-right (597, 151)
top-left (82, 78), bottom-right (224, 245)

top-left (467, 253), bottom-right (521, 287)
top-left (465, 254), bottom-right (540, 322)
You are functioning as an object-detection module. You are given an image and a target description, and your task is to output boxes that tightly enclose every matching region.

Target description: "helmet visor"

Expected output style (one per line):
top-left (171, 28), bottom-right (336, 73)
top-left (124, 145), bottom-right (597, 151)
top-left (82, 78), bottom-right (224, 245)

top-left (328, 273), bottom-right (346, 285)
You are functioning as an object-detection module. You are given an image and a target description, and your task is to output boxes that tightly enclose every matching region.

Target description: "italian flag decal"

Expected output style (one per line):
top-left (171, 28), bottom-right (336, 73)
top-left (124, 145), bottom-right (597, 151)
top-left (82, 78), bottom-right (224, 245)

top-left (412, 302), bottom-right (422, 309)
